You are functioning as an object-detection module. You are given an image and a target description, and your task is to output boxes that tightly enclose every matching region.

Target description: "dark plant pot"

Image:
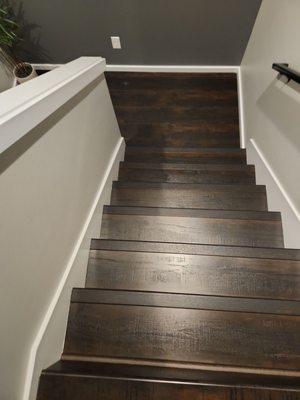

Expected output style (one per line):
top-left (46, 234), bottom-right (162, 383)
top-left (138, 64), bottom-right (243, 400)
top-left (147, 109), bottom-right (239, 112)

top-left (13, 62), bottom-right (37, 84)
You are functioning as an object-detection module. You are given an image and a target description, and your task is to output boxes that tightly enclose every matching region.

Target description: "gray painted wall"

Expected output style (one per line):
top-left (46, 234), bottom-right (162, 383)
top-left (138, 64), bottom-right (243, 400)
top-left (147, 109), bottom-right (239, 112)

top-left (16, 0), bottom-right (261, 65)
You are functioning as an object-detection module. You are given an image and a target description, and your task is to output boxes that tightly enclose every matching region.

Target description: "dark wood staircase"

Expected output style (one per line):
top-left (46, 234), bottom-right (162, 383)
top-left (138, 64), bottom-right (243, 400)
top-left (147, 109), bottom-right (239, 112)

top-left (37, 72), bottom-right (300, 399)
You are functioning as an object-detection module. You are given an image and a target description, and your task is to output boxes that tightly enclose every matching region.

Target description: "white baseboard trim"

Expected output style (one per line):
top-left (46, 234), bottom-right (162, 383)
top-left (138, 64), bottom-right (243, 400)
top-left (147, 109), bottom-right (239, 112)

top-left (250, 139), bottom-right (300, 221)
top-left (237, 68), bottom-right (246, 149)
top-left (106, 64), bottom-right (239, 73)
top-left (22, 137), bottom-right (125, 400)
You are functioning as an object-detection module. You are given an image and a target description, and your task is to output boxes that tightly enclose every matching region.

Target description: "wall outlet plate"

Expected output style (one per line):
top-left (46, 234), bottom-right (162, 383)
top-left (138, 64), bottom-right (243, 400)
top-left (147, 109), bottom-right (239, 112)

top-left (111, 36), bottom-right (122, 49)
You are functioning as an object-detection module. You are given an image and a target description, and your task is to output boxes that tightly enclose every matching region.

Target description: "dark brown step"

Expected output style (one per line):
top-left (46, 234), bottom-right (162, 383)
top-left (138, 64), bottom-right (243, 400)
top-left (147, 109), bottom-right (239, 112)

top-left (86, 248), bottom-right (300, 301)
top-left (76, 287), bottom-right (300, 316)
top-left (119, 162), bottom-right (256, 184)
top-left (105, 72), bottom-right (238, 91)
top-left (125, 147), bottom-right (247, 164)
top-left (122, 124), bottom-right (240, 148)
top-left (101, 206), bottom-right (284, 248)
top-left (38, 360), bottom-right (300, 400)
top-left (91, 239), bottom-right (300, 261)
top-left (109, 88), bottom-right (238, 108)
top-left (63, 289), bottom-right (300, 372)
top-left (111, 182), bottom-right (267, 211)
top-left (114, 105), bottom-right (239, 125)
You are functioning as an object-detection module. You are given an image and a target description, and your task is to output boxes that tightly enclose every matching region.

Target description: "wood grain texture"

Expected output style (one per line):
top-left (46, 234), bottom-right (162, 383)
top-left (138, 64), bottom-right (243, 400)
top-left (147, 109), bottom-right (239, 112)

top-left (111, 182), bottom-right (267, 211)
top-left (119, 163), bottom-right (256, 184)
top-left (42, 360), bottom-right (300, 390)
top-left (121, 124), bottom-right (240, 148)
top-left (86, 250), bottom-right (300, 301)
top-left (63, 302), bottom-right (300, 370)
top-left (125, 147), bottom-right (247, 164)
top-left (91, 239), bottom-right (300, 261)
top-left (72, 289), bottom-right (300, 316)
top-left (106, 72), bottom-right (240, 148)
top-left (101, 208), bottom-right (284, 248)
top-left (38, 372), bottom-right (300, 400)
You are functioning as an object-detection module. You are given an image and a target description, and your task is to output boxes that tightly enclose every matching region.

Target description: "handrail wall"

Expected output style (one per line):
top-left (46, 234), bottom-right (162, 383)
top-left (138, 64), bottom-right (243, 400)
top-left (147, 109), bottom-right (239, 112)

top-left (0, 57), bottom-right (106, 154)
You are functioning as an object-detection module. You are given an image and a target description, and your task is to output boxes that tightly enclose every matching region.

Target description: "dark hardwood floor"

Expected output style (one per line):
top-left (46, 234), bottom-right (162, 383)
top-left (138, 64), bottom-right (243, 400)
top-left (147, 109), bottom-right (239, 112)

top-left (37, 72), bottom-right (300, 399)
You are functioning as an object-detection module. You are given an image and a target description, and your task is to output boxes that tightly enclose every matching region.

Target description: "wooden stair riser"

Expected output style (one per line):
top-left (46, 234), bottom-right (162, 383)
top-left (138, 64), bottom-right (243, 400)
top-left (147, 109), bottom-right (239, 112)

top-left (119, 165), bottom-right (255, 185)
top-left (63, 301), bottom-right (300, 371)
top-left (38, 373), bottom-right (300, 400)
top-left (101, 210), bottom-right (284, 248)
top-left (125, 147), bottom-right (247, 164)
top-left (86, 250), bottom-right (300, 301)
top-left (111, 183), bottom-right (267, 211)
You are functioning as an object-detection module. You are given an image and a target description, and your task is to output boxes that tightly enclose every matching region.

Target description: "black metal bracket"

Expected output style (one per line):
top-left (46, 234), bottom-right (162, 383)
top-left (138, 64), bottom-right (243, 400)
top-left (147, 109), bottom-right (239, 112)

top-left (272, 63), bottom-right (300, 84)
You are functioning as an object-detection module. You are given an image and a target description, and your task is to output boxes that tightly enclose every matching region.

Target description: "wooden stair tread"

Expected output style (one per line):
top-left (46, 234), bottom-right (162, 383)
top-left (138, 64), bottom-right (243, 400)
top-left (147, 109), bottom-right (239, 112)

top-left (73, 289), bottom-right (300, 315)
top-left (101, 206), bottom-right (284, 248)
top-left (63, 290), bottom-right (300, 372)
top-left (103, 205), bottom-right (280, 220)
top-left (91, 239), bottom-right (300, 261)
top-left (86, 249), bottom-right (300, 301)
top-left (38, 361), bottom-right (300, 400)
top-left (121, 126), bottom-right (240, 148)
top-left (120, 162), bottom-right (255, 171)
top-left (105, 71), bottom-right (238, 89)
top-left (40, 360), bottom-right (300, 390)
top-left (111, 182), bottom-right (267, 211)
top-left (119, 163), bottom-right (256, 184)
top-left (125, 147), bottom-right (246, 164)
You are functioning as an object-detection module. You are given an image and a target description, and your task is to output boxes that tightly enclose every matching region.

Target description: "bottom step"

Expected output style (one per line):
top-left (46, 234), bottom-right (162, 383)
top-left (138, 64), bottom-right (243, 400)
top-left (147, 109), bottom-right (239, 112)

top-left (63, 289), bottom-right (300, 373)
top-left (38, 361), bottom-right (300, 400)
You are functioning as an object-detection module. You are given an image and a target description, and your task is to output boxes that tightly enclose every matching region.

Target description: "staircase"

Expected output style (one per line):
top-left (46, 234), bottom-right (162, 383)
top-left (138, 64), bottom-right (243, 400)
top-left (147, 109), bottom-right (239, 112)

top-left (37, 72), bottom-right (300, 399)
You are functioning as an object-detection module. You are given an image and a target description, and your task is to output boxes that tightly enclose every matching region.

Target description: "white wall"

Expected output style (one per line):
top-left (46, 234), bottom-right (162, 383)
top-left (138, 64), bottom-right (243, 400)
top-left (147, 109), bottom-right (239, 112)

top-left (0, 61), bottom-right (13, 92)
top-left (241, 0), bottom-right (300, 248)
top-left (0, 74), bottom-right (122, 400)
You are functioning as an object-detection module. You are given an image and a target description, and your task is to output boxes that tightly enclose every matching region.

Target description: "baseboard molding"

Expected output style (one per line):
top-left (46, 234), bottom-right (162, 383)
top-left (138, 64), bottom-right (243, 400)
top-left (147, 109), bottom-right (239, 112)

top-left (247, 138), bottom-right (300, 248)
top-left (106, 64), bottom-right (239, 73)
top-left (23, 137), bottom-right (125, 400)
top-left (237, 68), bottom-right (246, 149)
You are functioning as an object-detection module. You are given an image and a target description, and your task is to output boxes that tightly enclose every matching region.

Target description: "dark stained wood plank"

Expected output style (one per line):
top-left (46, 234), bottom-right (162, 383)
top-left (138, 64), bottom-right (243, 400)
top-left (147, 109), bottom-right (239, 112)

top-left (103, 205), bottom-right (281, 220)
top-left (111, 182), bottom-right (267, 211)
top-left (101, 211), bottom-right (284, 248)
top-left (121, 123), bottom-right (240, 147)
top-left (91, 239), bottom-right (300, 261)
top-left (121, 162), bottom-right (254, 171)
top-left (111, 183), bottom-right (268, 211)
top-left (85, 250), bottom-right (300, 301)
top-left (125, 147), bottom-right (247, 164)
top-left (119, 163), bottom-right (256, 184)
top-left (105, 72), bottom-right (238, 90)
top-left (63, 302), bottom-right (300, 370)
top-left (114, 106), bottom-right (239, 125)
top-left (41, 360), bottom-right (300, 391)
top-left (73, 288), bottom-right (300, 316)
top-left (121, 124), bottom-right (239, 148)
top-left (38, 372), bottom-right (300, 400)
top-left (109, 88), bottom-right (239, 107)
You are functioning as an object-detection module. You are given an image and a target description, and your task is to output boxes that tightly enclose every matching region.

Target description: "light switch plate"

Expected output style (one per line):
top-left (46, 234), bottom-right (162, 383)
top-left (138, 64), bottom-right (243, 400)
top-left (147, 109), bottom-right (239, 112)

top-left (111, 36), bottom-right (122, 49)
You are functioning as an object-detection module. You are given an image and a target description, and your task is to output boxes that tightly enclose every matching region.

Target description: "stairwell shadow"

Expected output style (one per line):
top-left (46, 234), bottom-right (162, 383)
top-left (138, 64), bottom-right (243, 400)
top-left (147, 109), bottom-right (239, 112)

top-left (257, 76), bottom-right (300, 151)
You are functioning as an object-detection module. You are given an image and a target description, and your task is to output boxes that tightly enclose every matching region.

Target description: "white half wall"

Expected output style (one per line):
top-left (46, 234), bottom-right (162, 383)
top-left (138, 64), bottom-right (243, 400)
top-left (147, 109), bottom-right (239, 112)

top-left (0, 74), bottom-right (122, 400)
top-left (241, 0), bottom-right (300, 248)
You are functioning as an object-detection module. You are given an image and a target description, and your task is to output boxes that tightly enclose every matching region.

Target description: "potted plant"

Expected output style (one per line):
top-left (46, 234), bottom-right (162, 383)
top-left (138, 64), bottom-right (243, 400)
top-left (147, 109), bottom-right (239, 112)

top-left (0, 3), bottom-right (36, 84)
